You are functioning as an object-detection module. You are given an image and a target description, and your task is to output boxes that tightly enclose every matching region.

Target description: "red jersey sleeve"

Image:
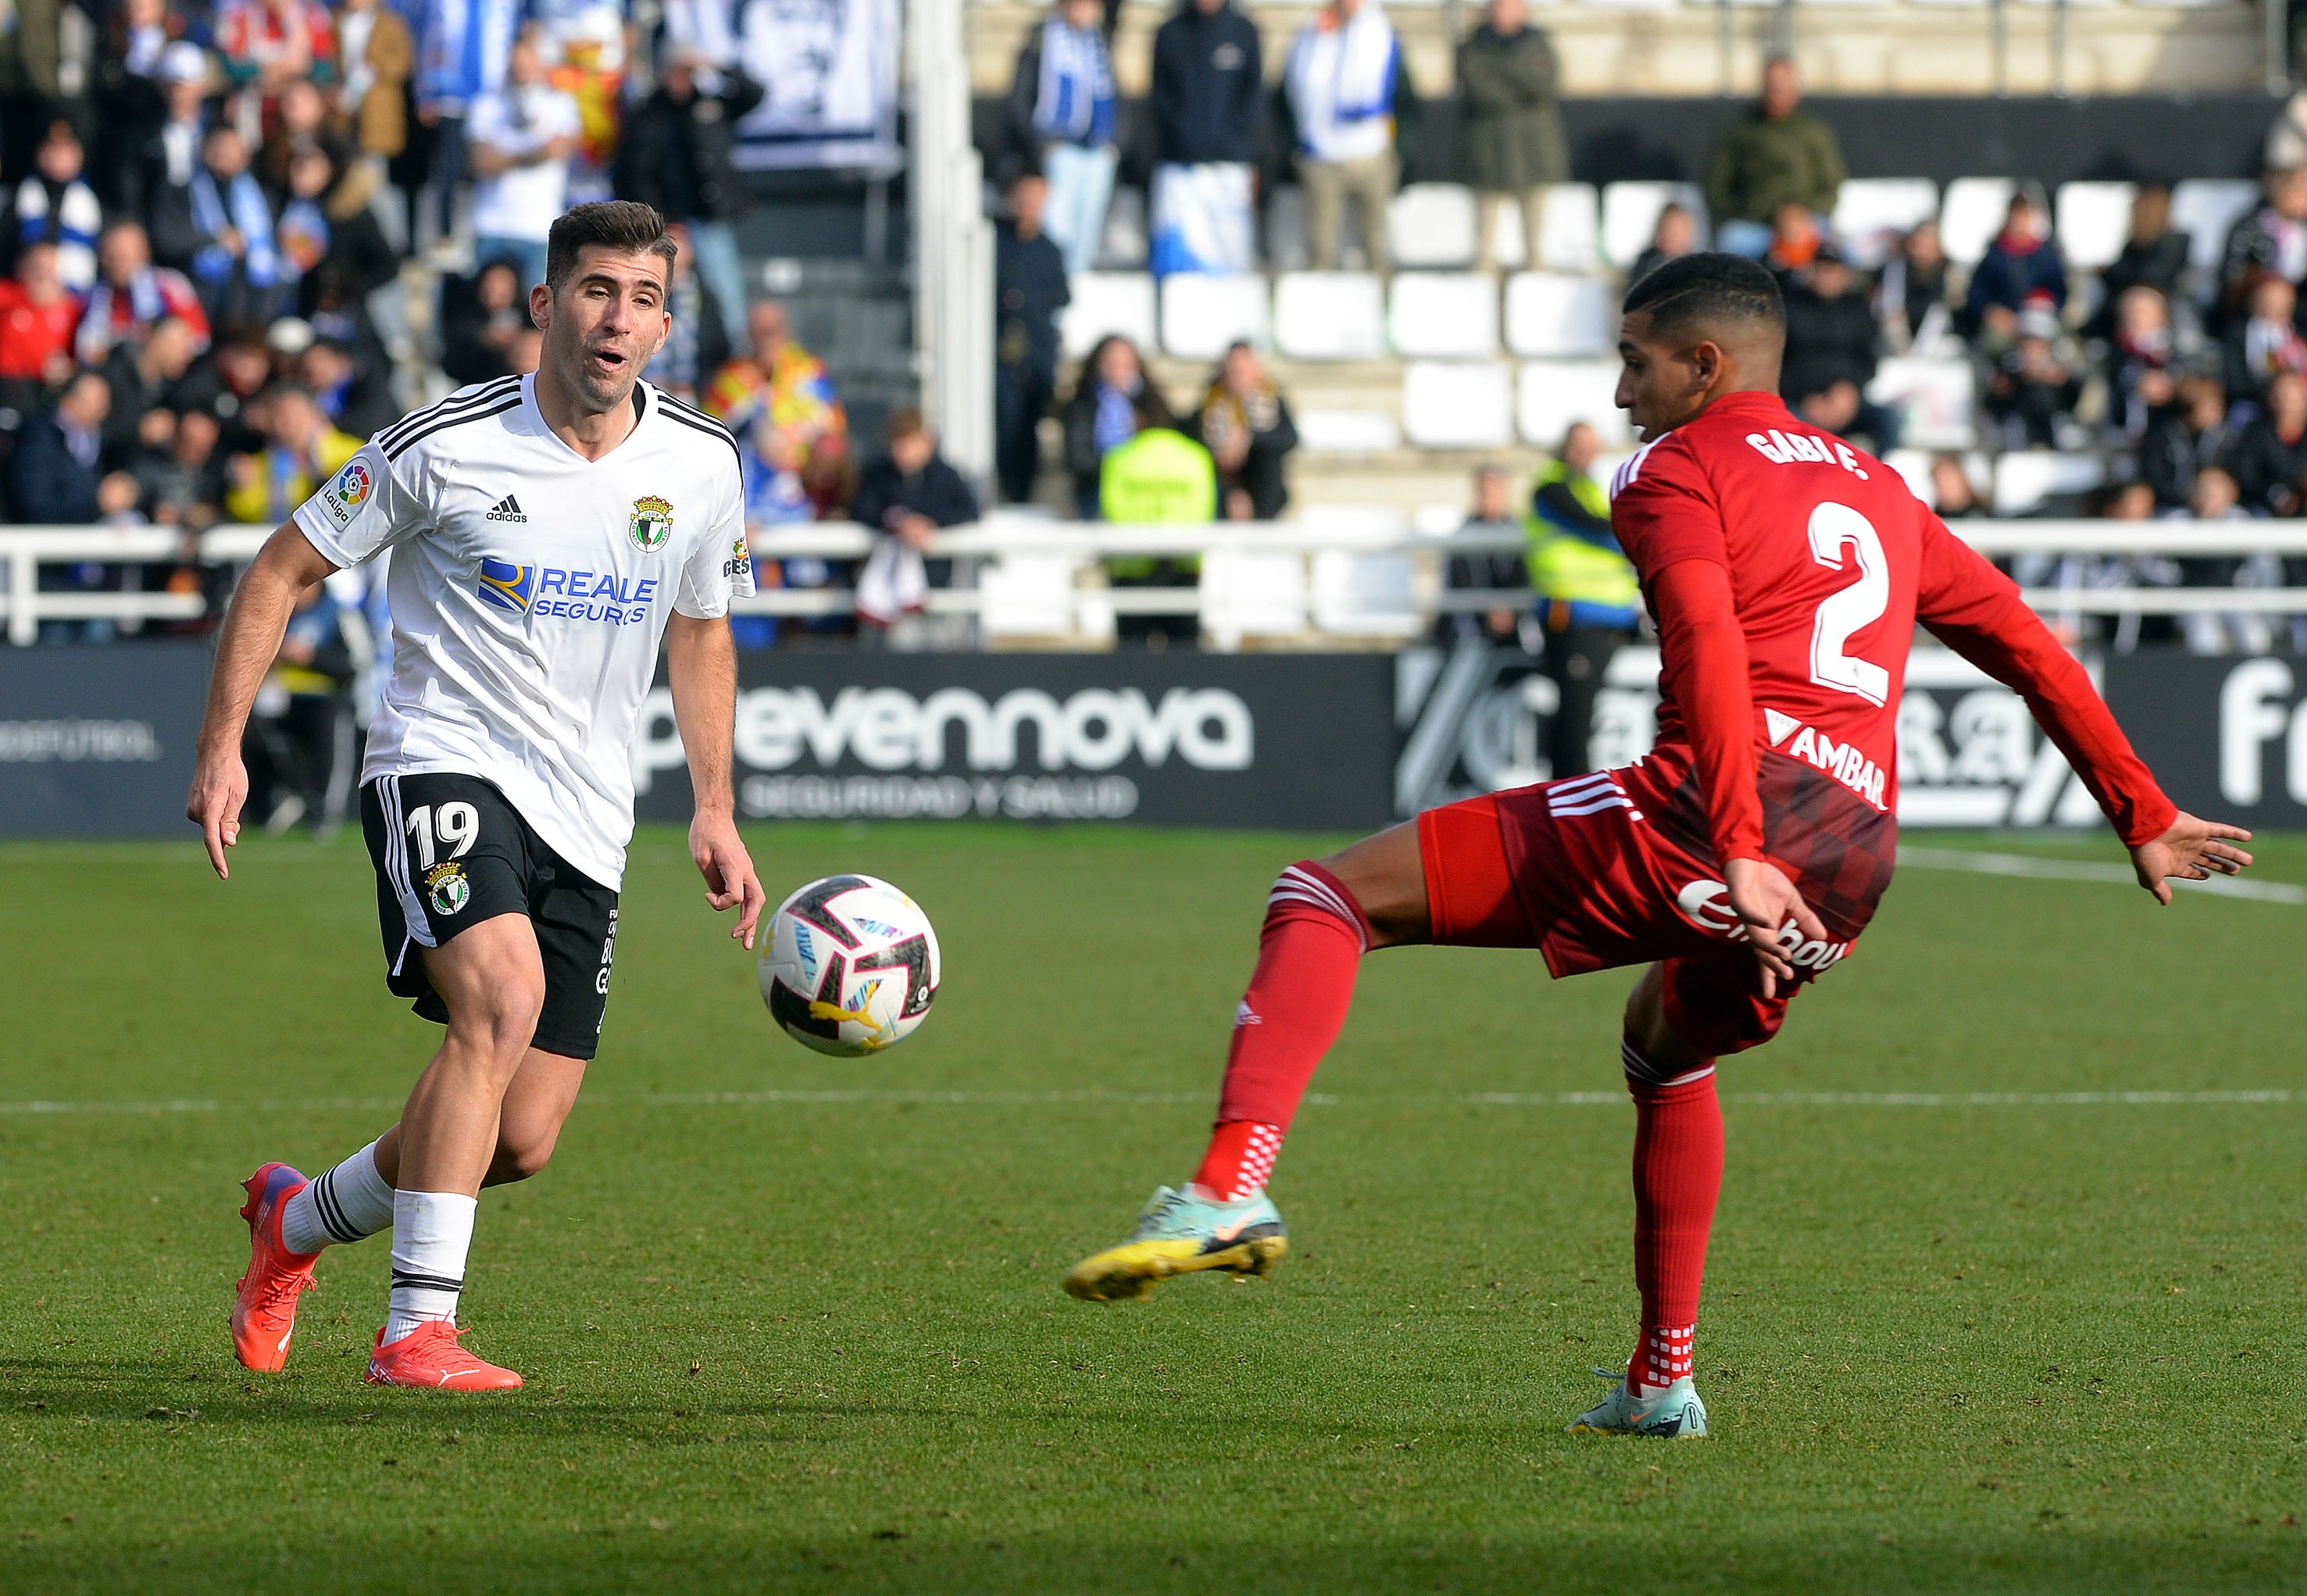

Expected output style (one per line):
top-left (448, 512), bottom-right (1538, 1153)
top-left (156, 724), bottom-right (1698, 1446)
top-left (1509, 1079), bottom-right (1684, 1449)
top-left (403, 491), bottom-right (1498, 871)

top-left (1652, 559), bottom-right (1766, 864)
top-left (1913, 512), bottom-right (2177, 846)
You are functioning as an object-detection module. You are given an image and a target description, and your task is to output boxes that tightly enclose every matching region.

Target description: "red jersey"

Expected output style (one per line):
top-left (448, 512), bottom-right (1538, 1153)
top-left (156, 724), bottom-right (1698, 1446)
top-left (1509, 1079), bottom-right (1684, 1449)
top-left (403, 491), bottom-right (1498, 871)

top-left (0, 284), bottom-right (77, 381)
top-left (1610, 391), bottom-right (2173, 889)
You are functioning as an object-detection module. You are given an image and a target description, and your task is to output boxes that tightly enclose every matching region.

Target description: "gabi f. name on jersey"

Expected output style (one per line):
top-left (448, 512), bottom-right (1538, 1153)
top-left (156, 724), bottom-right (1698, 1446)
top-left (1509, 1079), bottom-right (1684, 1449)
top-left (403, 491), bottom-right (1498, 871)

top-left (290, 374), bottom-right (755, 894)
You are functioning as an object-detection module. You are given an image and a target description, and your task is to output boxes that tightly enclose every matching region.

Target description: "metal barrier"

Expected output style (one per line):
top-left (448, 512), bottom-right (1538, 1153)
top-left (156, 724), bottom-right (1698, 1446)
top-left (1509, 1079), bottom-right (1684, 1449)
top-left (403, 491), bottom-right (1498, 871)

top-left (7, 518), bottom-right (2307, 644)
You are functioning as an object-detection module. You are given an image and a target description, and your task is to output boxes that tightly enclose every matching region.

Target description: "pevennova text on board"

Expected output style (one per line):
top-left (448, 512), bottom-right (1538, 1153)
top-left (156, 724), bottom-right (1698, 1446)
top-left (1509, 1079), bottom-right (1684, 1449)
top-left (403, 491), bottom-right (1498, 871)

top-left (633, 684), bottom-right (1254, 792)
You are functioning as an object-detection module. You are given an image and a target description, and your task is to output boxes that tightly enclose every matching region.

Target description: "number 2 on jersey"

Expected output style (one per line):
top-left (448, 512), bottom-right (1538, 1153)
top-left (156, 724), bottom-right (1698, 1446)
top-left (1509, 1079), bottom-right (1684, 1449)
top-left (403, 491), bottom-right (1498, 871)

top-left (1806, 502), bottom-right (1891, 706)
top-left (405, 802), bottom-right (478, 870)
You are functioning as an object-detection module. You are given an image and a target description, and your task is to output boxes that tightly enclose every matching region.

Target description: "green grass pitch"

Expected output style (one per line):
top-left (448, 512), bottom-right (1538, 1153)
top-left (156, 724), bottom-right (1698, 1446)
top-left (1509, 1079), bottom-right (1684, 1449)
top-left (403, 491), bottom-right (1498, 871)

top-left (2, 823), bottom-right (2304, 1593)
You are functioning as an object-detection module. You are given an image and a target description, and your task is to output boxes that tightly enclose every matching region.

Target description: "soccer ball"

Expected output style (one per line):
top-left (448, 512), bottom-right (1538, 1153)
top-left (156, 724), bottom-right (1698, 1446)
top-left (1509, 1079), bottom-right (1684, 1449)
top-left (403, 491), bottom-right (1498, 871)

top-left (759, 875), bottom-right (941, 1058)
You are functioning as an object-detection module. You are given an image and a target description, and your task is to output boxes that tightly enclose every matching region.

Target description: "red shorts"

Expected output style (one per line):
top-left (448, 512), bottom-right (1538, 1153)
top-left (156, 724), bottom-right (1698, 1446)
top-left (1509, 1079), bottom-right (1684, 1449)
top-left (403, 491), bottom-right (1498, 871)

top-left (1416, 748), bottom-right (1891, 1058)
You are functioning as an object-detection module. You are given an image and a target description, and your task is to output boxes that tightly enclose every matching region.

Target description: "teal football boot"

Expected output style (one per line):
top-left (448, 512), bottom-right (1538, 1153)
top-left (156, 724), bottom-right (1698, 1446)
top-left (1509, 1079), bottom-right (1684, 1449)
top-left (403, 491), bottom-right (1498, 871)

top-left (1566, 1368), bottom-right (1712, 1437)
top-left (1062, 1185), bottom-right (1287, 1302)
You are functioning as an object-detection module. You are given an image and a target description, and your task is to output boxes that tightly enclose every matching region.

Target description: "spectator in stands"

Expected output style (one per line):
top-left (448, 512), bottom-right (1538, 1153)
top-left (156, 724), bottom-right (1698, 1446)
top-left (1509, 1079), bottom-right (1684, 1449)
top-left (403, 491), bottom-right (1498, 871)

top-left (464, 37), bottom-right (581, 293)
top-left (1099, 419), bottom-right (1213, 647)
top-left (334, 0), bottom-right (415, 173)
top-left (1984, 306), bottom-right (2081, 451)
top-left (14, 118), bottom-right (101, 292)
top-left (441, 258), bottom-right (529, 386)
top-left (90, 0), bottom-right (173, 220)
top-left (995, 169), bottom-right (1067, 505)
top-left (12, 370), bottom-right (116, 523)
top-left (1286, 0), bottom-right (1403, 274)
top-left (78, 221), bottom-right (209, 367)
top-left (1763, 201), bottom-right (1821, 275)
top-left (181, 125), bottom-right (290, 325)
top-left (98, 312), bottom-right (199, 462)
top-left (1780, 244), bottom-right (1895, 451)
top-left (705, 298), bottom-right (850, 524)
top-left (2176, 464), bottom-right (2277, 656)
top-left (222, 382), bottom-right (359, 525)
top-left (2141, 373), bottom-right (2234, 509)
top-left (173, 321), bottom-right (283, 454)
top-left (639, 223), bottom-right (730, 404)
top-left (613, 45), bottom-right (763, 342)
top-left (298, 153), bottom-right (399, 319)
top-left (1963, 191), bottom-right (2064, 346)
top-left (1458, 0), bottom-right (1564, 277)
top-left (0, 241), bottom-right (83, 406)
top-left (214, 0), bottom-right (337, 102)
top-left (2226, 368), bottom-right (2307, 515)
top-left (258, 79), bottom-right (348, 199)
top-left (1148, 0), bottom-right (1263, 276)
top-left (1063, 332), bottom-right (1173, 519)
top-left (1877, 220), bottom-right (1951, 353)
top-left (273, 147), bottom-right (343, 296)
top-left (244, 578), bottom-right (356, 833)
top-left (1627, 202), bottom-right (1693, 288)
top-left (2219, 167), bottom-right (2307, 321)
top-left (1703, 56), bottom-right (1843, 259)
top-left (2105, 284), bottom-right (2180, 441)
top-left (1195, 341), bottom-right (1297, 520)
top-left (298, 335), bottom-right (398, 441)
top-left (141, 44), bottom-right (215, 265)
top-left (2088, 186), bottom-right (2191, 339)
top-left (412, 0), bottom-right (525, 256)
top-left (1929, 453), bottom-right (1982, 519)
top-left (852, 406), bottom-right (981, 648)
top-left (133, 404), bottom-right (224, 527)
top-left (1526, 420), bottom-right (1637, 777)
top-left (1437, 462), bottom-right (1528, 647)
top-left (1009, 0), bottom-right (1117, 277)
top-left (2223, 272), bottom-right (2307, 405)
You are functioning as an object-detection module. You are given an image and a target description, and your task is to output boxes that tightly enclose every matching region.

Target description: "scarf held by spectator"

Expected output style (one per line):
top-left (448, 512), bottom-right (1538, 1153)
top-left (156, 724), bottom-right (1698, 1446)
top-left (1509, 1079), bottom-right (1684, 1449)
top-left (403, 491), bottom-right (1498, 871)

top-left (190, 167), bottom-right (282, 287)
top-left (1286, 4), bottom-right (1398, 164)
top-left (1034, 16), bottom-right (1114, 146)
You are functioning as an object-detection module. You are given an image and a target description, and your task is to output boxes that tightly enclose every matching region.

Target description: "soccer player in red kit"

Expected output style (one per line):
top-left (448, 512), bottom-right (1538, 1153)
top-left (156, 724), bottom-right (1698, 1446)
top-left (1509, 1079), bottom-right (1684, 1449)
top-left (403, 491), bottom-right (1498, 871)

top-left (1061, 253), bottom-right (2256, 1437)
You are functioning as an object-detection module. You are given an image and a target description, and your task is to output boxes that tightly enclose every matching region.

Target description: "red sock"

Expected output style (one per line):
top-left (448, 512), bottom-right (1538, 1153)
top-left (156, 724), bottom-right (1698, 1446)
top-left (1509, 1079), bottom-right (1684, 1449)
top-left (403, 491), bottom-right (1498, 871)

top-left (1191, 862), bottom-right (1370, 1197)
top-left (1622, 1036), bottom-right (1723, 1394)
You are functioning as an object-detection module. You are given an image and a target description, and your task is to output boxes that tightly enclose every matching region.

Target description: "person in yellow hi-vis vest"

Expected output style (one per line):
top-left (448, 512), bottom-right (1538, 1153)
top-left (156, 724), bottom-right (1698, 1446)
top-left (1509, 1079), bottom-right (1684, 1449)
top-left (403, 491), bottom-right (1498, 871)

top-left (1526, 420), bottom-right (1640, 777)
top-left (1099, 423), bottom-right (1216, 647)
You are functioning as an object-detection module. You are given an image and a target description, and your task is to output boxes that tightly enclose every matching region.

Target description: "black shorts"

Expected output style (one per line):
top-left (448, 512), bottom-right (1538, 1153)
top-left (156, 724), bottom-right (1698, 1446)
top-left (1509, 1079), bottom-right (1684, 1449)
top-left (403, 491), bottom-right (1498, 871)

top-left (359, 772), bottom-right (620, 1060)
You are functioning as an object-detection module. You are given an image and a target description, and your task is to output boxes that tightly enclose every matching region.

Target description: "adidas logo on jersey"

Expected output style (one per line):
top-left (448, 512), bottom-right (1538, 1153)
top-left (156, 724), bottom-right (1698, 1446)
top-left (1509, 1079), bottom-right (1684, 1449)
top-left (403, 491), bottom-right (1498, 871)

top-left (484, 495), bottom-right (528, 523)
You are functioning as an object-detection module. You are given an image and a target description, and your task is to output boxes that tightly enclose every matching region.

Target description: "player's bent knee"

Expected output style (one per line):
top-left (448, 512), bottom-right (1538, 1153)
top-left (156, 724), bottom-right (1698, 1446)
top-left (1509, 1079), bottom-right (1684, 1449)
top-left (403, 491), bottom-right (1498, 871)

top-left (484, 1130), bottom-right (559, 1185)
top-left (1314, 823), bottom-right (1430, 948)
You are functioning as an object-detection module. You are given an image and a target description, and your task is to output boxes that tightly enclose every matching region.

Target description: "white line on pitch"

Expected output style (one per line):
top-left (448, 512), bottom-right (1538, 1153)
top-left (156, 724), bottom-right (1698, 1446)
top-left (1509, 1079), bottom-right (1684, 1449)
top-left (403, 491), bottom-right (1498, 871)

top-left (1896, 846), bottom-right (2306, 904)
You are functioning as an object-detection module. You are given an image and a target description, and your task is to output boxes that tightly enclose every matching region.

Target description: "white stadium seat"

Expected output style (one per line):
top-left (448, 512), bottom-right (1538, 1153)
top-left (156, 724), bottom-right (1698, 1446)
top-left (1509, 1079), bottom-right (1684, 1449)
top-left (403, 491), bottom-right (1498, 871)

top-left (1867, 355), bottom-right (1977, 451)
top-left (1939, 178), bottom-right (2018, 267)
top-left (1199, 548), bottom-right (1308, 647)
top-left (979, 552), bottom-right (1095, 644)
top-left (1263, 184), bottom-right (1310, 273)
top-left (1094, 186), bottom-right (1148, 270)
top-left (1830, 178), bottom-right (1939, 268)
top-left (1531, 183), bottom-right (1602, 273)
top-left (1505, 272), bottom-right (1614, 358)
top-left (2055, 181), bottom-right (2136, 272)
top-left (1059, 273), bottom-right (1157, 362)
top-left (1271, 272), bottom-right (1387, 361)
top-left (2171, 179), bottom-right (2261, 273)
top-left (1293, 409), bottom-right (1402, 453)
top-left (1992, 452), bottom-right (2106, 516)
top-left (1387, 184), bottom-right (1480, 270)
top-left (1389, 273), bottom-right (1501, 359)
top-left (1600, 181), bottom-right (1707, 271)
top-left (1159, 273), bottom-right (1270, 360)
top-left (1518, 359), bottom-right (1631, 449)
top-left (1403, 361), bottom-right (1515, 448)
top-left (1312, 550), bottom-right (1421, 638)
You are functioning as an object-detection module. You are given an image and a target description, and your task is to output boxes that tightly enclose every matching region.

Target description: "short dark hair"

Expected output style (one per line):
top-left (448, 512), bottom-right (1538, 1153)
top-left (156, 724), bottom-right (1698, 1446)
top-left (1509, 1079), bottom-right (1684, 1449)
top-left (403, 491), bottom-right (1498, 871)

top-left (1621, 252), bottom-right (1785, 347)
top-left (885, 405), bottom-right (927, 441)
top-left (545, 201), bottom-right (677, 294)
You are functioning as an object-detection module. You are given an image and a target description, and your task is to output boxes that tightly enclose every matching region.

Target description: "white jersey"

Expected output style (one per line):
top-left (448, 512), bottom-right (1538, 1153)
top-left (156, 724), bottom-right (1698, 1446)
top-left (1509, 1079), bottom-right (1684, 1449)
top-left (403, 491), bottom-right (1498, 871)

top-left (292, 374), bottom-right (755, 890)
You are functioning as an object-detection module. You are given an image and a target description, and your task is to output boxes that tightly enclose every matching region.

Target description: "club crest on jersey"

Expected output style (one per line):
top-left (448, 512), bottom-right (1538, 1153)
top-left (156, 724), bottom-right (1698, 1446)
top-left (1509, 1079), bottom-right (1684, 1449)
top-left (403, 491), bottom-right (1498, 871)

top-left (321, 458), bottom-right (373, 527)
top-left (476, 557), bottom-right (538, 614)
top-left (425, 862), bottom-right (470, 916)
top-left (629, 495), bottom-right (674, 553)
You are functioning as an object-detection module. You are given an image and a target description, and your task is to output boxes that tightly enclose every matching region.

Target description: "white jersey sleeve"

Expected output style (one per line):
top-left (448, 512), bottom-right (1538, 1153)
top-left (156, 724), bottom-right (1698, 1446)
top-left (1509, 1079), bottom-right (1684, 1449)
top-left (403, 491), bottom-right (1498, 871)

top-left (673, 445), bottom-right (755, 619)
top-left (291, 441), bottom-right (430, 569)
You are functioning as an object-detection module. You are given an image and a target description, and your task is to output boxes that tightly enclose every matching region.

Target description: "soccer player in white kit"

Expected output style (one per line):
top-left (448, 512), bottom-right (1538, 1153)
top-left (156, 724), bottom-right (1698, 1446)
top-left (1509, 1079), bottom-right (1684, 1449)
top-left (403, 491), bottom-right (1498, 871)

top-left (187, 202), bottom-right (768, 1391)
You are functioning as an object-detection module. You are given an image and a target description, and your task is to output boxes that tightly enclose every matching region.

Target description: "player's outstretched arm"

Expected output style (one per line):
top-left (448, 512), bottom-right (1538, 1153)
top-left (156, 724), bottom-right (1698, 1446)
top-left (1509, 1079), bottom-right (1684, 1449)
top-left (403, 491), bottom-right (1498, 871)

top-left (186, 522), bottom-right (339, 879)
top-left (2127, 813), bottom-right (2255, 906)
top-left (664, 611), bottom-right (766, 948)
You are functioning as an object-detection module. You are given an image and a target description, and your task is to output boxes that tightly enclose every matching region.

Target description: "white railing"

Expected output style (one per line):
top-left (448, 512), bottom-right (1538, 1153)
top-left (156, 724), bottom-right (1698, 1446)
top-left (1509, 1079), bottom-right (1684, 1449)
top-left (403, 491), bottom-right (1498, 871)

top-left (5, 518), bottom-right (2307, 644)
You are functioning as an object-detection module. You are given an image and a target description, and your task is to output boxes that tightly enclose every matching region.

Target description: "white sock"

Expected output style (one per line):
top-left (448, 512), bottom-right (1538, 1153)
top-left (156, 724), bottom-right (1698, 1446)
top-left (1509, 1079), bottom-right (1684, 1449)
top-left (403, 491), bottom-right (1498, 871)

top-left (382, 1190), bottom-right (477, 1346)
top-left (279, 1140), bottom-right (396, 1255)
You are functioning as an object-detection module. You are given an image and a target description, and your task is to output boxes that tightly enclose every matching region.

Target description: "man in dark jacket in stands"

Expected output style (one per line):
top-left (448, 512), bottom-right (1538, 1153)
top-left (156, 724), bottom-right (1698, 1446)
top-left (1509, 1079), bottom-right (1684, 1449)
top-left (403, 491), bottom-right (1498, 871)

top-left (1457, 0), bottom-right (1565, 274)
top-left (12, 369), bottom-right (112, 523)
top-left (1148, 0), bottom-right (1262, 274)
top-left (852, 407), bottom-right (981, 649)
top-left (1780, 244), bottom-right (1896, 449)
top-left (1705, 56), bottom-right (1843, 259)
top-left (995, 170), bottom-right (1069, 505)
top-left (2226, 369), bottom-right (2307, 514)
top-left (612, 46), bottom-right (763, 344)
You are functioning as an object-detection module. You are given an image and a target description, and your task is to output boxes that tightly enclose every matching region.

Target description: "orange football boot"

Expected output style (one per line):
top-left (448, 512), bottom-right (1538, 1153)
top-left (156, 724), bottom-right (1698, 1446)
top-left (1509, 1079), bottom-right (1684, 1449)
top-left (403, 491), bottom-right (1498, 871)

top-left (232, 1162), bottom-right (320, 1372)
top-left (364, 1321), bottom-right (524, 1390)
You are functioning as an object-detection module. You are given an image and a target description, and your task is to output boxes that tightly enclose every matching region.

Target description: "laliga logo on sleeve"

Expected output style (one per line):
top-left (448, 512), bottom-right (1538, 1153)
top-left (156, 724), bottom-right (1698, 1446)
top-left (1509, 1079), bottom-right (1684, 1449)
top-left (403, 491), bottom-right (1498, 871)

top-left (322, 458), bottom-right (373, 527)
